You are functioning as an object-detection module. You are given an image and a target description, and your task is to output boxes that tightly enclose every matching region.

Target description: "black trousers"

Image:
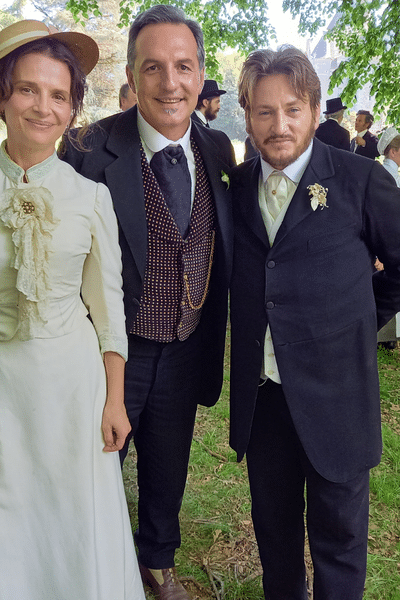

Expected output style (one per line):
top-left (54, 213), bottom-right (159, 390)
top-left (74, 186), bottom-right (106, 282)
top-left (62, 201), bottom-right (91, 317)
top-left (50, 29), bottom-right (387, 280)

top-left (120, 330), bottom-right (201, 569)
top-left (246, 380), bottom-right (369, 600)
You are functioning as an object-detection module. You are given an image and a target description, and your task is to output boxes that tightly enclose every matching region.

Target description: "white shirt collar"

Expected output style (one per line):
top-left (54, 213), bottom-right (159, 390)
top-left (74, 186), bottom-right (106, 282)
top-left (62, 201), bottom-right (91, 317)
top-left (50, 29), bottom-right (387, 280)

top-left (260, 140), bottom-right (314, 184)
top-left (194, 109), bottom-right (207, 125)
top-left (137, 110), bottom-right (191, 155)
top-left (357, 129), bottom-right (368, 138)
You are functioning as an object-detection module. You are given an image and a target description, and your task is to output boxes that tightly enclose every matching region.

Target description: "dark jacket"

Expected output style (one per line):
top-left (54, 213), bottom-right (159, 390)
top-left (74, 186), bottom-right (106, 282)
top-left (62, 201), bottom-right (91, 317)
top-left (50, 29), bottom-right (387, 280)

top-left (350, 129), bottom-right (379, 159)
top-left (315, 118), bottom-right (350, 151)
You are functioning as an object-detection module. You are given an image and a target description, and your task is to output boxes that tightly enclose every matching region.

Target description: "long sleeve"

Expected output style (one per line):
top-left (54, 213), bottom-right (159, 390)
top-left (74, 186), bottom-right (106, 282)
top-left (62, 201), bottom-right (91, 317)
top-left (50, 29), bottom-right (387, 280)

top-left (81, 182), bottom-right (128, 361)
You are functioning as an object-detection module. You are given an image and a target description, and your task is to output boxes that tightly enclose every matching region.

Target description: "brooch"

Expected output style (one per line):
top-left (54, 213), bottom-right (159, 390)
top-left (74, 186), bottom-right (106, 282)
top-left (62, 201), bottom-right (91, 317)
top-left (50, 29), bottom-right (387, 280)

top-left (307, 183), bottom-right (329, 211)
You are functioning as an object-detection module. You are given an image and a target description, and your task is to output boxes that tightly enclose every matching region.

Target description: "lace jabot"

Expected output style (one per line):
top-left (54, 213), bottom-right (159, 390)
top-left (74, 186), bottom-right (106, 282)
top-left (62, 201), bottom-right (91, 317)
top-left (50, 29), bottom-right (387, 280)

top-left (0, 142), bottom-right (59, 340)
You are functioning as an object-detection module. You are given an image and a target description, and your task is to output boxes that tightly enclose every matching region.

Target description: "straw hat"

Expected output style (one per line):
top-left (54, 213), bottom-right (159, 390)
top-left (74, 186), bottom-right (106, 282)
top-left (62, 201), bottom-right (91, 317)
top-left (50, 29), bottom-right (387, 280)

top-left (0, 20), bottom-right (99, 75)
top-left (377, 126), bottom-right (400, 155)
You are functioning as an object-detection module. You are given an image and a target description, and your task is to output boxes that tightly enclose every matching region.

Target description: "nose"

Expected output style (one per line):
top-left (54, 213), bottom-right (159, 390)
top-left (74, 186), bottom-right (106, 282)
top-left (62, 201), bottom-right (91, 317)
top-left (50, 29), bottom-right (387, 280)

top-left (271, 110), bottom-right (288, 135)
top-left (33, 92), bottom-right (51, 115)
top-left (159, 65), bottom-right (179, 92)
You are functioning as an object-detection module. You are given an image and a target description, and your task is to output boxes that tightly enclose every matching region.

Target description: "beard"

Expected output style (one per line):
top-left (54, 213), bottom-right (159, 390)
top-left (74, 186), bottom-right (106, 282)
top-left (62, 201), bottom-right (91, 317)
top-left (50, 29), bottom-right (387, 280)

top-left (204, 105), bottom-right (218, 121)
top-left (248, 121), bottom-right (316, 170)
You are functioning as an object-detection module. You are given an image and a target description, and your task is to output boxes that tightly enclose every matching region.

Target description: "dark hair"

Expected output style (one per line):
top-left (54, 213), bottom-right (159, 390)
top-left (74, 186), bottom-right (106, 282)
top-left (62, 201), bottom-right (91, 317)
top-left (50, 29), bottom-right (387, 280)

top-left (127, 4), bottom-right (205, 71)
top-left (238, 46), bottom-right (321, 118)
top-left (356, 110), bottom-right (374, 129)
top-left (0, 37), bottom-right (86, 127)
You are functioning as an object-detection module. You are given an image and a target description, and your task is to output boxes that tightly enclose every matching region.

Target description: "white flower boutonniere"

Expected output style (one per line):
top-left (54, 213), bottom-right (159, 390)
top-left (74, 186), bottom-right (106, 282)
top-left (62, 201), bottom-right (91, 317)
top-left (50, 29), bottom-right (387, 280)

top-left (307, 183), bottom-right (328, 211)
top-left (221, 170), bottom-right (230, 189)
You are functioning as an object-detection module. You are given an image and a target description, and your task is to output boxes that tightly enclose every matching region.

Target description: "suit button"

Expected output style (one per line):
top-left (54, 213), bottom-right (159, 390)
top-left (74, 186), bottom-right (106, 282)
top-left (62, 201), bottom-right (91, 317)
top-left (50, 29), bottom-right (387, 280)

top-left (267, 260), bottom-right (276, 268)
top-left (266, 301), bottom-right (275, 309)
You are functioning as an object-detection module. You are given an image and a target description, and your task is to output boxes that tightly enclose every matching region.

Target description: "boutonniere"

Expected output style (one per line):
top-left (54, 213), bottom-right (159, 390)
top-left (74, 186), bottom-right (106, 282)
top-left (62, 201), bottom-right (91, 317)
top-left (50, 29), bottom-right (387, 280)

top-left (307, 183), bottom-right (329, 211)
top-left (221, 170), bottom-right (230, 189)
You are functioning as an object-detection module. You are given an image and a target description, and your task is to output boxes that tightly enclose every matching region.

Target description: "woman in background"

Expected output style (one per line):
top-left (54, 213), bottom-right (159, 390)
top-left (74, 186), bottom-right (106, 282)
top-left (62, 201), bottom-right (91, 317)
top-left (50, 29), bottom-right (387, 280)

top-left (0, 20), bottom-right (144, 599)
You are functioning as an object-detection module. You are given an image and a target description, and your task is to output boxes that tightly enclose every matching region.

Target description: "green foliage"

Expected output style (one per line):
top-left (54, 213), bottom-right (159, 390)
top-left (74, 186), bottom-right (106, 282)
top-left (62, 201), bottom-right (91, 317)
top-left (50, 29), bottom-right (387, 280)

top-left (285, 0), bottom-right (400, 127)
top-left (65, 0), bottom-right (275, 78)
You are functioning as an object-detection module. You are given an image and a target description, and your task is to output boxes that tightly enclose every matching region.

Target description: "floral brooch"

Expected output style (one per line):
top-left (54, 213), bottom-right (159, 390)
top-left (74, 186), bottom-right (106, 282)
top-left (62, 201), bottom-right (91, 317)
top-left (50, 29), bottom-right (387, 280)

top-left (221, 170), bottom-right (230, 189)
top-left (307, 183), bottom-right (329, 211)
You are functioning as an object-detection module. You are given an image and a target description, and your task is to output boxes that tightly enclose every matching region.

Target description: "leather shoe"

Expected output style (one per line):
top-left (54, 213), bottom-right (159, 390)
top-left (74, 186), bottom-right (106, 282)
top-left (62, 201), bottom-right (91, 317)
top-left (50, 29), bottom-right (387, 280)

top-left (139, 564), bottom-right (192, 600)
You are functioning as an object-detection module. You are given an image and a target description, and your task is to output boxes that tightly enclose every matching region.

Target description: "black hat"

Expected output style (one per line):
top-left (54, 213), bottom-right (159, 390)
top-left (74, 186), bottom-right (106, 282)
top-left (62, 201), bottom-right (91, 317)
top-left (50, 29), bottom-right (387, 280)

top-left (323, 97), bottom-right (347, 114)
top-left (198, 80), bottom-right (226, 101)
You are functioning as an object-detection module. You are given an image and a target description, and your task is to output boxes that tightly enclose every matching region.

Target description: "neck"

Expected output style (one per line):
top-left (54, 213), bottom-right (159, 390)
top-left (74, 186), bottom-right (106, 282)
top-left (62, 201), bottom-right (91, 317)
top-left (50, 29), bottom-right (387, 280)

top-left (6, 141), bottom-right (54, 172)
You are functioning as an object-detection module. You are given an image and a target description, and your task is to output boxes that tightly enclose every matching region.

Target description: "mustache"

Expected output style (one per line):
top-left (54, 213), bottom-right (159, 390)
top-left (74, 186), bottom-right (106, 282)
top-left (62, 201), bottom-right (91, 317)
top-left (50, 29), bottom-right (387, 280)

top-left (265, 135), bottom-right (295, 143)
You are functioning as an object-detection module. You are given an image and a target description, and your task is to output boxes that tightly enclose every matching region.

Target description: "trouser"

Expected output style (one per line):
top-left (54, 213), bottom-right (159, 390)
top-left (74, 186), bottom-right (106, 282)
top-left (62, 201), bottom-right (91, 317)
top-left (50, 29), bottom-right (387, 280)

top-left (246, 379), bottom-right (369, 600)
top-left (120, 330), bottom-right (201, 568)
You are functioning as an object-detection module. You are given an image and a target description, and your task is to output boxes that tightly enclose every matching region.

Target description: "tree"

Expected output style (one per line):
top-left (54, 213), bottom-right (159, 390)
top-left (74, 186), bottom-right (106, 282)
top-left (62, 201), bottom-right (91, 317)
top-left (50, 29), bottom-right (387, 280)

top-left (65, 0), bottom-right (277, 78)
top-left (283, 0), bottom-right (400, 127)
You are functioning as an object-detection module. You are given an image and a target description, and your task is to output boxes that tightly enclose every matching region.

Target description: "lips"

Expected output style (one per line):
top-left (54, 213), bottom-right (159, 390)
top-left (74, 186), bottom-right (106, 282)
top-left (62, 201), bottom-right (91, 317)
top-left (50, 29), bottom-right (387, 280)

top-left (26, 119), bottom-right (54, 128)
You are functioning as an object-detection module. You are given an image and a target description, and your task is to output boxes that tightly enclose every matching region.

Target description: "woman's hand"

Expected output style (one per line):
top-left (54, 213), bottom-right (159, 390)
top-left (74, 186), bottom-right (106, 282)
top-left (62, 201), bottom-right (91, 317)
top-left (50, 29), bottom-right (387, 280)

top-left (102, 351), bottom-right (131, 452)
top-left (102, 401), bottom-right (131, 452)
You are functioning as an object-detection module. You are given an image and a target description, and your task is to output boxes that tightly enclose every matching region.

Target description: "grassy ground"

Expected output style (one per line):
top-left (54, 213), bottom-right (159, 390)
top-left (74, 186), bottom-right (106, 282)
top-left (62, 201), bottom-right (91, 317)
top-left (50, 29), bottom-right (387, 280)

top-left (123, 344), bottom-right (400, 599)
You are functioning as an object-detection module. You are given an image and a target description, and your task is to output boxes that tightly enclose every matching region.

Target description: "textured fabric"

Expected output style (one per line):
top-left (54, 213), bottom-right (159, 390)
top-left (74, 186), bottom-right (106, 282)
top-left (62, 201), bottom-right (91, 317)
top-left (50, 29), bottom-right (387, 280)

top-left (265, 171), bottom-right (289, 220)
top-left (0, 153), bottom-right (144, 599)
top-left (131, 139), bottom-right (215, 343)
top-left (150, 145), bottom-right (191, 238)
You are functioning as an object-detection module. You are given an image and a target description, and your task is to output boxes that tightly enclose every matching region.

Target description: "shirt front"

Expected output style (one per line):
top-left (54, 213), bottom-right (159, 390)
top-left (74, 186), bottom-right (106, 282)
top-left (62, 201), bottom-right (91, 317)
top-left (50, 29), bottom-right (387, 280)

top-left (137, 110), bottom-right (196, 205)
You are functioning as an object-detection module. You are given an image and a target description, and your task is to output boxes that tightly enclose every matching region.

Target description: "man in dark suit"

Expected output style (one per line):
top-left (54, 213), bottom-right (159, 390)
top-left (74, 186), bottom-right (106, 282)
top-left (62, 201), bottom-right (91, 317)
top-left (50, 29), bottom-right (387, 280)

top-left (230, 47), bottom-right (400, 599)
top-left (315, 97), bottom-right (350, 150)
top-left (192, 79), bottom-right (226, 128)
top-left (350, 109), bottom-right (379, 158)
top-left (62, 6), bottom-right (234, 600)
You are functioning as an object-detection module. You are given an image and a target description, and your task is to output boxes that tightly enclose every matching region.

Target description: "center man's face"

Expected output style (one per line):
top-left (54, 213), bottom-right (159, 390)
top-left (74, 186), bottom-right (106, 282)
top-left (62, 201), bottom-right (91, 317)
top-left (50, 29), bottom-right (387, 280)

top-left (246, 74), bottom-right (319, 170)
top-left (127, 22), bottom-right (204, 141)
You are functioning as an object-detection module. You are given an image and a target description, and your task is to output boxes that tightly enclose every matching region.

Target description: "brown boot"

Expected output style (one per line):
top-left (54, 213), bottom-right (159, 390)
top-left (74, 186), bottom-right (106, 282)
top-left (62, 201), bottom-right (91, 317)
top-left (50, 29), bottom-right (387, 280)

top-left (139, 564), bottom-right (192, 600)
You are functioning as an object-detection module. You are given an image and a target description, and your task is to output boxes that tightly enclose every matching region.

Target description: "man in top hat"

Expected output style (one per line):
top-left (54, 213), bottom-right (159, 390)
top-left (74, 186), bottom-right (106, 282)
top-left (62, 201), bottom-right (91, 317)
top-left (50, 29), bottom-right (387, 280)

top-left (314, 97), bottom-right (350, 150)
top-left (192, 79), bottom-right (226, 127)
top-left (62, 5), bottom-right (235, 600)
top-left (350, 109), bottom-right (379, 159)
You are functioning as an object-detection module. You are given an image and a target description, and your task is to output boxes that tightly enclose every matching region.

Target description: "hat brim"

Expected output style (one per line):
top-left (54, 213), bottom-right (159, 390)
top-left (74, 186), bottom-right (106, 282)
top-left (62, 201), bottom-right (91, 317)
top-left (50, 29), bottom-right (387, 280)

top-left (199, 90), bottom-right (227, 100)
top-left (323, 105), bottom-right (347, 114)
top-left (0, 20), bottom-right (99, 75)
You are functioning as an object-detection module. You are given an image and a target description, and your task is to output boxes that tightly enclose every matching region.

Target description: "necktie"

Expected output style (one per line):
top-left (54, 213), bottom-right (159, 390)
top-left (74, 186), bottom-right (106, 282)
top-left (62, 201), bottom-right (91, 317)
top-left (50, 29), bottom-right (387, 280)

top-left (150, 145), bottom-right (191, 238)
top-left (265, 171), bottom-right (288, 221)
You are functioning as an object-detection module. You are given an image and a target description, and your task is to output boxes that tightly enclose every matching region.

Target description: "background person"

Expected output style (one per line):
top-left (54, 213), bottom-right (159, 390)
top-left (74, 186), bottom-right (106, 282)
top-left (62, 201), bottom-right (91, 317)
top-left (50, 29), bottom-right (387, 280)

top-left (230, 46), bottom-right (400, 599)
top-left (314, 96), bottom-right (350, 150)
top-left (119, 81), bottom-right (137, 111)
top-left (62, 5), bottom-right (235, 599)
top-left (350, 109), bottom-right (379, 158)
top-left (192, 79), bottom-right (226, 127)
top-left (0, 20), bottom-right (145, 600)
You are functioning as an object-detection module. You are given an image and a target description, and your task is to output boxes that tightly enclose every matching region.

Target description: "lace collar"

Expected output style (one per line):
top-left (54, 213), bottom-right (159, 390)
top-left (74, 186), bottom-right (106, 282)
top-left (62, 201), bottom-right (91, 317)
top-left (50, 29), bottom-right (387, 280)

top-left (0, 141), bottom-right (58, 184)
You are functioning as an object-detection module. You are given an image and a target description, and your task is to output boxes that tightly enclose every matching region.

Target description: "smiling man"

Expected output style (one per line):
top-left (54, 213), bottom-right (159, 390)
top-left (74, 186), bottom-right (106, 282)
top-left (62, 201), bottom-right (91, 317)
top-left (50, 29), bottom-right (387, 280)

top-left (229, 47), bottom-right (400, 599)
top-left (62, 5), bottom-right (235, 600)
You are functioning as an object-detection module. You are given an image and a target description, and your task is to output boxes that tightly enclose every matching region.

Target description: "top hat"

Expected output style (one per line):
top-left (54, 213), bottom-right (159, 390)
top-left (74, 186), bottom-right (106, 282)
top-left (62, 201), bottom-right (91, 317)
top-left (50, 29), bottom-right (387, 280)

top-left (323, 97), bottom-right (347, 114)
top-left (198, 80), bottom-right (226, 101)
top-left (377, 126), bottom-right (400, 155)
top-left (0, 20), bottom-right (99, 75)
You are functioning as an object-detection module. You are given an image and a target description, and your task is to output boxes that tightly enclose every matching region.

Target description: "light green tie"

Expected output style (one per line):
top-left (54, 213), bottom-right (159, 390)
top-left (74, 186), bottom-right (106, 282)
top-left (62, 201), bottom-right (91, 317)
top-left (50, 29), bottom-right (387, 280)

top-left (265, 171), bottom-right (288, 221)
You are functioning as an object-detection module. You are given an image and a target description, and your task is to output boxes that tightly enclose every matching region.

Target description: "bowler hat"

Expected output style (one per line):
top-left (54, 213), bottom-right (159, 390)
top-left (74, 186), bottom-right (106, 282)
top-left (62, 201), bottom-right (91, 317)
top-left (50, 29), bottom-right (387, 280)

top-left (0, 20), bottom-right (99, 75)
top-left (323, 97), bottom-right (347, 114)
top-left (198, 79), bottom-right (226, 101)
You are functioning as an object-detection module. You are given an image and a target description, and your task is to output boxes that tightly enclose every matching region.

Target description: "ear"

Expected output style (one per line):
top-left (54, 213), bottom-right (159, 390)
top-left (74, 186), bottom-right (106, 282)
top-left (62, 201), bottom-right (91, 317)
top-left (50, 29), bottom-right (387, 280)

top-left (313, 104), bottom-right (321, 131)
top-left (197, 67), bottom-right (205, 94)
top-left (126, 65), bottom-right (136, 94)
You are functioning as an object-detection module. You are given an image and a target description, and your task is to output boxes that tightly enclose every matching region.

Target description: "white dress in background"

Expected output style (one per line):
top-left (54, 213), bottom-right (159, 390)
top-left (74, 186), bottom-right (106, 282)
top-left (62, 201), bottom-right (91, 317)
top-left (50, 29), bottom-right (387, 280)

top-left (0, 144), bottom-right (145, 600)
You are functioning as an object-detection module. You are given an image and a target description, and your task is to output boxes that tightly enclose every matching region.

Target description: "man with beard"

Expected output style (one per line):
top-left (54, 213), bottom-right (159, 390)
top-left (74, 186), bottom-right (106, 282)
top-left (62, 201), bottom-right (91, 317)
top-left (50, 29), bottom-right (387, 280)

top-left (192, 79), bottom-right (226, 128)
top-left (229, 46), bottom-right (400, 599)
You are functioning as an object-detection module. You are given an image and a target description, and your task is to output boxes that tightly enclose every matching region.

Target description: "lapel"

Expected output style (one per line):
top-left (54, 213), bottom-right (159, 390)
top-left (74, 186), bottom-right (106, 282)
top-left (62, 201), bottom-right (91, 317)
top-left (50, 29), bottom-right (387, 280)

top-left (191, 121), bottom-right (233, 248)
top-left (272, 138), bottom-right (335, 248)
top-left (235, 156), bottom-right (270, 249)
top-left (103, 106), bottom-right (148, 281)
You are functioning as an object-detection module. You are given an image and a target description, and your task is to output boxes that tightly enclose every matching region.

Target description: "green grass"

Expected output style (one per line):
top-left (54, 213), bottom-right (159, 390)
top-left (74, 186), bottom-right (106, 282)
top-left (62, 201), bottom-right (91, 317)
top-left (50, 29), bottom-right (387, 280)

top-left (123, 345), bottom-right (400, 599)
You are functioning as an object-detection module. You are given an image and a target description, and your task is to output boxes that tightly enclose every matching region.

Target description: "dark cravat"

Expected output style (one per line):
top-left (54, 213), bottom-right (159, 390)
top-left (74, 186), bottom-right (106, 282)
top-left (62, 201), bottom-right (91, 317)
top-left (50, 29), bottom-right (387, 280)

top-left (150, 144), bottom-right (191, 238)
